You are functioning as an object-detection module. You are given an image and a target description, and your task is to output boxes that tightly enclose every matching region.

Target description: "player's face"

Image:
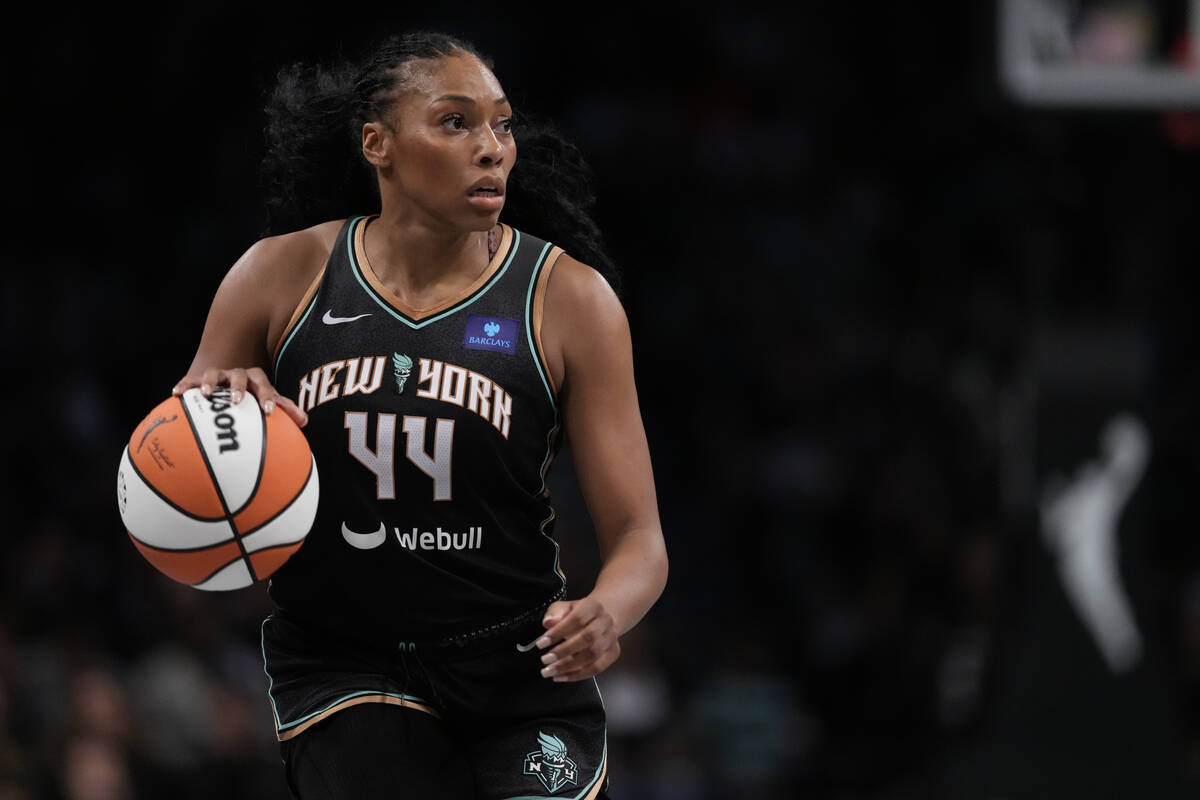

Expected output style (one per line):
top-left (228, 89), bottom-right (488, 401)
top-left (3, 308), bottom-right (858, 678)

top-left (379, 53), bottom-right (515, 231)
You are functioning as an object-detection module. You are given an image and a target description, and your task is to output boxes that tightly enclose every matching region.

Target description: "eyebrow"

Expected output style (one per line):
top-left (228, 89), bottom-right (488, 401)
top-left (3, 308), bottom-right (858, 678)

top-left (433, 94), bottom-right (509, 106)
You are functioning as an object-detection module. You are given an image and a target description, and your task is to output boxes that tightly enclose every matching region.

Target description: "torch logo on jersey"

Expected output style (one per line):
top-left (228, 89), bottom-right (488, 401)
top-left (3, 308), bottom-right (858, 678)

top-left (393, 353), bottom-right (413, 393)
top-left (523, 731), bottom-right (578, 793)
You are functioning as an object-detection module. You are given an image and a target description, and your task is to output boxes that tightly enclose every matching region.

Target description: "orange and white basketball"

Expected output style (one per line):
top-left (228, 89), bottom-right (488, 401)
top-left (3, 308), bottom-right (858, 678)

top-left (116, 387), bottom-right (319, 591)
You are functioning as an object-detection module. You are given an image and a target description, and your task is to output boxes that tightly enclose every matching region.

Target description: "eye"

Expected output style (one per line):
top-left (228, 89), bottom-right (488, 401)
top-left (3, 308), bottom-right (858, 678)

top-left (495, 117), bottom-right (514, 135)
top-left (441, 113), bottom-right (466, 130)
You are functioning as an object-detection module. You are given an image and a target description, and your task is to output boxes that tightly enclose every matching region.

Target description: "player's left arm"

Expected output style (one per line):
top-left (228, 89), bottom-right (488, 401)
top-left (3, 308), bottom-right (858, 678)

top-left (536, 255), bottom-right (669, 682)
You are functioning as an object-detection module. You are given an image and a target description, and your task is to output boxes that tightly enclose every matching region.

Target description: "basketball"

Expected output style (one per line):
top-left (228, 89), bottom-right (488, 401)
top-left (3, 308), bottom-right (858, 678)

top-left (116, 387), bottom-right (319, 591)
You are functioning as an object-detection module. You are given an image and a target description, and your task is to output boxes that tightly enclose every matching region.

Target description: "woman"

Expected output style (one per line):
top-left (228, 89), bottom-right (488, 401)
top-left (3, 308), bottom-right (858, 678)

top-left (171, 30), bottom-right (667, 799)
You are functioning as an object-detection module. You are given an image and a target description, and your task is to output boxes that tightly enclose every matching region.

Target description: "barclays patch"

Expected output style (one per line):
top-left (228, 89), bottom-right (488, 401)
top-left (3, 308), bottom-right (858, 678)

top-left (462, 313), bottom-right (519, 355)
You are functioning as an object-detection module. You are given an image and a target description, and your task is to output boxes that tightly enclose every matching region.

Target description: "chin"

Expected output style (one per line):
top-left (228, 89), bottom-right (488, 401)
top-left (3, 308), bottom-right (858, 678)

top-left (466, 211), bottom-right (503, 231)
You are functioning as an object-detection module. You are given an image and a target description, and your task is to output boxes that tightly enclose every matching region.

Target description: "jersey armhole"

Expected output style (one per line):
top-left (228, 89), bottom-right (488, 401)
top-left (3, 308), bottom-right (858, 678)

top-left (530, 245), bottom-right (565, 399)
top-left (271, 267), bottom-right (326, 367)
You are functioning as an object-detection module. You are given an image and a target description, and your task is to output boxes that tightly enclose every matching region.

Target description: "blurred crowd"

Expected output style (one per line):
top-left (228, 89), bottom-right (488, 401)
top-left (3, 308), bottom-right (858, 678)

top-left (5, 3), bottom-right (1200, 799)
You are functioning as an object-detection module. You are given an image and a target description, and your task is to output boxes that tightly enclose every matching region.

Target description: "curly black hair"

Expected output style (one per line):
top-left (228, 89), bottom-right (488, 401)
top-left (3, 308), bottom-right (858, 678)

top-left (259, 30), bottom-right (621, 296)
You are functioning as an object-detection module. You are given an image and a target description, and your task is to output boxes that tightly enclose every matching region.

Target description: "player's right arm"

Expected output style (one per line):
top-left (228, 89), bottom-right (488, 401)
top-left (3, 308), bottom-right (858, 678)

top-left (172, 221), bottom-right (341, 428)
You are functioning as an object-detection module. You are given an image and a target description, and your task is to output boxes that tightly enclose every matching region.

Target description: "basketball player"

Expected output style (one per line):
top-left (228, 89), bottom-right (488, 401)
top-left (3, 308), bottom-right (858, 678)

top-left (170, 32), bottom-right (668, 799)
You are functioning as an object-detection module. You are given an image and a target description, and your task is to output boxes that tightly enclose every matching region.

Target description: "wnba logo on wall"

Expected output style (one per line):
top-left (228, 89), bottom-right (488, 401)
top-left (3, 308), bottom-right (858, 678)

top-left (523, 731), bottom-right (578, 793)
top-left (463, 313), bottom-right (518, 355)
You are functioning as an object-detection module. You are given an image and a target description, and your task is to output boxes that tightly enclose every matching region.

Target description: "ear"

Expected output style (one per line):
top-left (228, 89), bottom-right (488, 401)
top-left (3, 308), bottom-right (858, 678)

top-left (362, 122), bottom-right (391, 168)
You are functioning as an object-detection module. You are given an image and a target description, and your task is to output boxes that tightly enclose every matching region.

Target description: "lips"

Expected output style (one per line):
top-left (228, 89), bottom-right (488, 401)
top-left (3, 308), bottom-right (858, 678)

top-left (468, 178), bottom-right (505, 197)
top-left (466, 177), bottom-right (506, 213)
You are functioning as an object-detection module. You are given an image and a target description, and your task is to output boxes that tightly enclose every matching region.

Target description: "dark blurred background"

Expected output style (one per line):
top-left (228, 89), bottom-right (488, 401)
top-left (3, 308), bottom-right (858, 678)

top-left (4, 1), bottom-right (1200, 798)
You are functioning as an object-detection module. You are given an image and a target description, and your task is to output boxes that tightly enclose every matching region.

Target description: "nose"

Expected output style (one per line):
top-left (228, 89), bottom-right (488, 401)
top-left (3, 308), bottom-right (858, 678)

top-left (477, 126), bottom-right (504, 167)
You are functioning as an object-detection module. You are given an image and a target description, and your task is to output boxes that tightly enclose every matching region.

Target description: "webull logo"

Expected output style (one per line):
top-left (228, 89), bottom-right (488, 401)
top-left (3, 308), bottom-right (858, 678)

top-left (396, 526), bottom-right (483, 551)
top-left (341, 522), bottom-right (483, 551)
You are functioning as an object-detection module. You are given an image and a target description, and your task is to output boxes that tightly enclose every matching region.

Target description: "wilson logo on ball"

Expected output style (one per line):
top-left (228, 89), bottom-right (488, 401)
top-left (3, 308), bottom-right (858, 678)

top-left (206, 391), bottom-right (240, 453)
top-left (116, 387), bottom-right (319, 591)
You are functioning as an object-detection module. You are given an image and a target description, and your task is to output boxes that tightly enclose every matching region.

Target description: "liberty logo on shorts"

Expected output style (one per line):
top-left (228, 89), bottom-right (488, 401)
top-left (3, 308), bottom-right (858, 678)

top-left (523, 731), bottom-right (578, 793)
top-left (463, 313), bottom-right (518, 355)
top-left (393, 353), bottom-right (413, 393)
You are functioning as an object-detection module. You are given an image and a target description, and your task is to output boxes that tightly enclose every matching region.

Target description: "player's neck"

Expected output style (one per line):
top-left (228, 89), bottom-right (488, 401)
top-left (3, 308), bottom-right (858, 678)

top-left (363, 214), bottom-right (497, 302)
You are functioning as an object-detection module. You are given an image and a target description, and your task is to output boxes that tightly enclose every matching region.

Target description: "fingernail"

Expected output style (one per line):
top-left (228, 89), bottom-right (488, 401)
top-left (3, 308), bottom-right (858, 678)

top-left (535, 637), bottom-right (551, 649)
top-left (541, 653), bottom-right (557, 665)
top-left (201, 384), bottom-right (212, 395)
top-left (541, 665), bottom-right (558, 678)
top-left (231, 390), bottom-right (243, 404)
top-left (263, 399), bottom-right (275, 414)
top-left (553, 677), bottom-right (567, 683)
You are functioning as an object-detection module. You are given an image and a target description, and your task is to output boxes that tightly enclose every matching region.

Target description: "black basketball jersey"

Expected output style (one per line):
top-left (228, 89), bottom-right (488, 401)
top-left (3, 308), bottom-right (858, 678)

top-left (271, 215), bottom-right (567, 642)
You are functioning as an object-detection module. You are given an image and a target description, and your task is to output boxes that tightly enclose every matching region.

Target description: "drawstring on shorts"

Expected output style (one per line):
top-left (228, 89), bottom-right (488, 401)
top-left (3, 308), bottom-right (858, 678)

top-left (390, 589), bottom-right (565, 713)
top-left (397, 641), bottom-right (447, 712)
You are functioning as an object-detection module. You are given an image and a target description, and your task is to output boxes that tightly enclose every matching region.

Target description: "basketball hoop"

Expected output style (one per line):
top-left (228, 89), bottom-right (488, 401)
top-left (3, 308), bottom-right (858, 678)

top-left (998, 0), bottom-right (1200, 108)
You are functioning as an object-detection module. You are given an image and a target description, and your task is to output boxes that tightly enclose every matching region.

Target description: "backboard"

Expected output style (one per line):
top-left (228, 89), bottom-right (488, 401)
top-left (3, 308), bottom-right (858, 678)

top-left (999, 0), bottom-right (1200, 107)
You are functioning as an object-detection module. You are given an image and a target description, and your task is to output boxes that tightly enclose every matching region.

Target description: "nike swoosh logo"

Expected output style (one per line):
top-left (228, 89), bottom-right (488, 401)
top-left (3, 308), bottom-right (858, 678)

top-left (515, 637), bottom-right (542, 653)
top-left (341, 521), bottom-right (387, 550)
top-left (323, 310), bottom-right (372, 325)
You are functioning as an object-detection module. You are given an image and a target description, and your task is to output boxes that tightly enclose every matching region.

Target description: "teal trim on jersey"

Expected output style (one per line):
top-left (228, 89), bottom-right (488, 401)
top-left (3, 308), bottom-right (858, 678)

top-left (523, 240), bottom-right (557, 409)
top-left (347, 215), bottom-right (521, 329)
top-left (260, 618), bottom-right (429, 733)
top-left (277, 689), bottom-right (432, 733)
top-left (260, 618), bottom-right (283, 728)
top-left (538, 505), bottom-right (567, 590)
top-left (536, 416), bottom-right (561, 496)
top-left (504, 714), bottom-right (607, 800)
top-left (273, 294), bottom-right (319, 382)
top-left (525, 242), bottom-right (564, 596)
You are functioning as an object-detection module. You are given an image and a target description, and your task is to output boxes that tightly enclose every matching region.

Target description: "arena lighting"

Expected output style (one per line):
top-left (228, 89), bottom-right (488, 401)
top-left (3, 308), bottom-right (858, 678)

top-left (998, 0), bottom-right (1200, 108)
top-left (1040, 413), bottom-right (1150, 675)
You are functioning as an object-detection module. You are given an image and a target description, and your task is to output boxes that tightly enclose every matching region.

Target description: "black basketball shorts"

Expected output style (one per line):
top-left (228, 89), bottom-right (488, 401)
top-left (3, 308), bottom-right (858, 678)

top-left (260, 606), bottom-right (610, 799)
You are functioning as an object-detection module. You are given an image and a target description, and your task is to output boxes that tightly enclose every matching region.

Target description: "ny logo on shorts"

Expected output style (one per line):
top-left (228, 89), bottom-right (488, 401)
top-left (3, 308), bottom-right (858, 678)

top-left (523, 731), bottom-right (578, 793)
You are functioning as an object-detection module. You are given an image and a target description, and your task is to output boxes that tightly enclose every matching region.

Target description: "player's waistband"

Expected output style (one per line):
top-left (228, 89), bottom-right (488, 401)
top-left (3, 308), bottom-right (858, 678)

top-left (427, 585), bottom-right (566, 656)
top-left (274, 585), bottom-right (566, 661)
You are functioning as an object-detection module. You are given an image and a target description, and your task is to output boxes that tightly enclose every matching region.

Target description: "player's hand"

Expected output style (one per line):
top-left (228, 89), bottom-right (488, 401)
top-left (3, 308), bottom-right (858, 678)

top-left (172, 366), bottom-right (308, 428)
top-left (536, 597), bottom-right (620, 682)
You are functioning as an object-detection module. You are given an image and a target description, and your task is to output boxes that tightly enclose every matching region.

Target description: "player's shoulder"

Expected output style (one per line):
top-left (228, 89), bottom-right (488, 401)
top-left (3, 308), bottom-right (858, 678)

top-left (223, 218), bottom-right (345, 301)
top-left (214, 219), bottom-right (346, 323)
top-left (241, 219), bottom-right (346, 276)
top-left (543, 250), bottom-right (627, 341)
top-left (546, 252), bottom-right (620, 312)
